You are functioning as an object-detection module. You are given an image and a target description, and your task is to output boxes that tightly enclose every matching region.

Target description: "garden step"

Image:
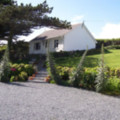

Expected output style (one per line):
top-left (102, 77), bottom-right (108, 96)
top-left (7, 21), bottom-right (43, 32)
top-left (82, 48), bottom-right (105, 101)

top-left (31, 68), bottom-right (48, 81)
top-left (29, 80), bottom-right (46, 83)
top-left (36, 75), bottom-right (47, 77)
top-left (37, 72), bottom-right (48, 74)
top-left (36, 73), bottom-right (48, 76)
top-left (34, 77), bottom-right (46, 80)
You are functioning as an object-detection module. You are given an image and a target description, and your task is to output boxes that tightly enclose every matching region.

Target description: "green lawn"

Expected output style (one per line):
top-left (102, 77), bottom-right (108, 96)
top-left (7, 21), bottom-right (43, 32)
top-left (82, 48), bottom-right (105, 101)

top-left (55, 49), bottom-right (120, 68)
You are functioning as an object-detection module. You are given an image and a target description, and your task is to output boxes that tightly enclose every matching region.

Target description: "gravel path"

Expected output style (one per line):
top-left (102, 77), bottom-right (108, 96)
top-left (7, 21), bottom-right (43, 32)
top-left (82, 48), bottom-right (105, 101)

top-left (0, 81), bottom-right (120, 120)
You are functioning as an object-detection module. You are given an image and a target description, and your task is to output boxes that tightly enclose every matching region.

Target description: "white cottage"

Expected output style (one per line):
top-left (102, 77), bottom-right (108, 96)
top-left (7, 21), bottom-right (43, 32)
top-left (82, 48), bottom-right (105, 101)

top-left (29, 23), bottom-right (96, 54)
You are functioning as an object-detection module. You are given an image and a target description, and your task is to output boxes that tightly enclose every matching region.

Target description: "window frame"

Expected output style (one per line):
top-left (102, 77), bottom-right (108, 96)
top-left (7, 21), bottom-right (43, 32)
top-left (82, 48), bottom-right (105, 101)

top-left (34, 42), bottom-right (41, 50)
top-left (54, 40), bottom-right (59, 48)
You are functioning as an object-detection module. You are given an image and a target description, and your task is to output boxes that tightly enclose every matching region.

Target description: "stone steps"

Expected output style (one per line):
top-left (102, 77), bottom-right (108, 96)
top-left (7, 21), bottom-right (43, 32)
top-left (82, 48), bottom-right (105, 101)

top-left (32, 68), bottom-right (48, 82)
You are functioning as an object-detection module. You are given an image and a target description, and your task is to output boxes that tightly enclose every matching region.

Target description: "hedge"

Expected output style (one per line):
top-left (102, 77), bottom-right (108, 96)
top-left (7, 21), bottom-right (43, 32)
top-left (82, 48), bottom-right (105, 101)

top-left (96, 39), bottom-right (120, 48)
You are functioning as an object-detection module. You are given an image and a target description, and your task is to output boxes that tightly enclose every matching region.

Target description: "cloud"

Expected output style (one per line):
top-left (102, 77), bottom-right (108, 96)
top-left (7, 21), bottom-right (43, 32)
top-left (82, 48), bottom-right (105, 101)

top-left (98, 23), bottom-right (120, 39)
top-left (71, 15), bottom-right (84, 24)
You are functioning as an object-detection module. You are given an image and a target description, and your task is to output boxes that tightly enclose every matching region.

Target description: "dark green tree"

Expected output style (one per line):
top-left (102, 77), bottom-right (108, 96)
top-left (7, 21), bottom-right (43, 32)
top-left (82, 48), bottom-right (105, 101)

top-left (0, 0), bottom-right (71, 59)
top-left (0, 0), bottom-right (14, 5)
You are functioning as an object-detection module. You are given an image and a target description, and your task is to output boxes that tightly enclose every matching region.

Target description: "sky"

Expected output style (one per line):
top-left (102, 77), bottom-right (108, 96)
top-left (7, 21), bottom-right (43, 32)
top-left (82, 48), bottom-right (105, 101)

top-left (16, 0), bottom-right (120, 41)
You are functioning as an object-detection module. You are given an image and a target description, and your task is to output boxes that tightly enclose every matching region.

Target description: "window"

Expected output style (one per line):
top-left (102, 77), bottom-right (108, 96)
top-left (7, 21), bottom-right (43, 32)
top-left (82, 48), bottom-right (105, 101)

top-left (34, 42), bottom-right (40, 50)
top-left (54, 40), bottom-right (59, 48)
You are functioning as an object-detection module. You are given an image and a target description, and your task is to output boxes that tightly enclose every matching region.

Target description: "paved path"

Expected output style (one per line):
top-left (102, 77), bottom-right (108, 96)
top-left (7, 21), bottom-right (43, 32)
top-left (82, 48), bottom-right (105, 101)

top-left (0, 80), bottom-right (120, 120)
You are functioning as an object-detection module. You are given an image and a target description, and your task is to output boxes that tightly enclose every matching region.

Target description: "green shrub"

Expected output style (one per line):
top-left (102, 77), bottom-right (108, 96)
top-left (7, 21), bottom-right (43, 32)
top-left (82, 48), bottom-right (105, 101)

top-left (24, 64), bottom-right (34, 76)
top-left (105, 45), bottom-right (120, 49)
top-left (50, 80), bottom-right (56, 84)
top-left (96, 38), bottom-right (120, 48)
top-left (10, 76), bottom-right (15, 82)
top-left (18, 71), bottom-right (28, 81)
top-left (10, 63), bottom-right (34, 82)
top-left (83, 68), bottom-right (97, 90)
top-left (56, 66), bottom-right (73, 81)
top-left (0, 45), bottom-right (6, 60)
top-left (10, 76), bottom-right (18, 82)
top-left (103, 77), bottom-right (120, 95)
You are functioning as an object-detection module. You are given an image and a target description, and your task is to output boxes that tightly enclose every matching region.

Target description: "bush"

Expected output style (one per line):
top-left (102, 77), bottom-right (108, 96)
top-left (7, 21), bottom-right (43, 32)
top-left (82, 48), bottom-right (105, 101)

top-left (10, 41), bottom-right (29, 62)
top-left (56, 66), bottom-right (73, 81)
top-left (24, 64), bottom-right (34, 76)
top-left (103, 77), bottom-right (120, 95)
top-left (18, 71), bottom-right (28, 81)
top-left (10, 63), bottom-right (34, 82)
top-left (96, 38), bottom-right (120, 48)
top-left (0, 45), bottom-right (6, 60)
top-left (10, 76), bottom-right (18, 82)
top-left (56, 66), bottom-right (120, 92)
top-left (83, 68), bottom-right (97, 90)
top-left (105, 45), bottom-right (120, 49)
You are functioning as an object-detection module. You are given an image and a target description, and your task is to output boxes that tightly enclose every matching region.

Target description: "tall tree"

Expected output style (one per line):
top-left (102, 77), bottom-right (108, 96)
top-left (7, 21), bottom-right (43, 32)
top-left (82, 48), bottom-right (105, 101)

top-left (0, 0), bottom-right (14, 5)
top-left (0, 0), bottom-right (71, 59)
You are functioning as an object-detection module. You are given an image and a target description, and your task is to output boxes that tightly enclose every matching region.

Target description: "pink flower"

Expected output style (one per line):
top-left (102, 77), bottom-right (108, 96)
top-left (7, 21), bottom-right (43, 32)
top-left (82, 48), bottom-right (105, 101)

top-left (11, 68), bottom-right (16, 71)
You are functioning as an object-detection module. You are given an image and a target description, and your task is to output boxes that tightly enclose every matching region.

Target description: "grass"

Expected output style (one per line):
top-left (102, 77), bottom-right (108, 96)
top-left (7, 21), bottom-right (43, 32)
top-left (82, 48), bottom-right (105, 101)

top-left (55, 49), bottom-right (120, 68)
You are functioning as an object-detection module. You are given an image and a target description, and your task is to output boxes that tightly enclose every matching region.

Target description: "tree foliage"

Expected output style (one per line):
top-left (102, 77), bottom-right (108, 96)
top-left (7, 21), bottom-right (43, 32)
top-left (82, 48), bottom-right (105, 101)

top-left (11, 40), bottom-right (29, 61)
top-left (0, 0), bottom-right (71, 59)
top-left (0, 1), bottom-right (70, 38)
top-left (0, 0), bottom-right (14, 5)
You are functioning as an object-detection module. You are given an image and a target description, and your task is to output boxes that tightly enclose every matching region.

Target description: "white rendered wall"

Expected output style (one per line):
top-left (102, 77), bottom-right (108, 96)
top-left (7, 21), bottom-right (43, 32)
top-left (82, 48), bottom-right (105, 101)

top-left (64, 24), bottom-right (96, 51)
top-left (29, 40), bottom-right (46, 54)
top-left (29, 37), bottom-right (64, 54)
top-left (48, 37), bottom-right (64, 52)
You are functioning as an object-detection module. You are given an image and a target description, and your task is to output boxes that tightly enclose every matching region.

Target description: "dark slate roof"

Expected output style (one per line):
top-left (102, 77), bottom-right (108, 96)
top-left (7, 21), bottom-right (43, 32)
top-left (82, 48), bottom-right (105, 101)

top-left (31, 23), bottom-right (82, 41)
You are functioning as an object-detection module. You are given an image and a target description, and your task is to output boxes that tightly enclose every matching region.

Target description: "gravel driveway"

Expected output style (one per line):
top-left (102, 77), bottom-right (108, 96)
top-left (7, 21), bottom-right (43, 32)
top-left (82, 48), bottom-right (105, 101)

top-left (0, 80), bottom-right (120, 120)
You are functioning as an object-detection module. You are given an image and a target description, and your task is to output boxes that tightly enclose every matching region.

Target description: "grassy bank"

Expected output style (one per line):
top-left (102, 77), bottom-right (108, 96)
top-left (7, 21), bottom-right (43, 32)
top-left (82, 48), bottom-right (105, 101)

top-left (55, 49), bottom-right (120, 68)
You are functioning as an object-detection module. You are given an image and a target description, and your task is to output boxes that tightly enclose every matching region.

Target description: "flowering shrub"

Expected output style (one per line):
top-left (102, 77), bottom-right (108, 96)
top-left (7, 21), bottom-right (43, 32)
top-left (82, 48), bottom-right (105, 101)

top-left (56, 66), bottom-right (120, 92)
top-left (10, 63), bottom-right (34, 82)
top-left (11, 68), bottom-right (16, 71)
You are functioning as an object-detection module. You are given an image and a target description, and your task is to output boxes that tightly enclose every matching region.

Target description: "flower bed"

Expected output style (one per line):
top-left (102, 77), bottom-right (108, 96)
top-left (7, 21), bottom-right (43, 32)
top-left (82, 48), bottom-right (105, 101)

top-left (56, 66), bottom-right (120, 94)
top-left (10, 63), bottom-right (35, 82)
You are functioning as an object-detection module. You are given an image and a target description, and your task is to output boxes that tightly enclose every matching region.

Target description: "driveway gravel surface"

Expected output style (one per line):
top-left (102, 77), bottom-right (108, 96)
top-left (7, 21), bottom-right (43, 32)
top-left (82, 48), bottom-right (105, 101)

top-left (0, 80), bottom-right (120, 120)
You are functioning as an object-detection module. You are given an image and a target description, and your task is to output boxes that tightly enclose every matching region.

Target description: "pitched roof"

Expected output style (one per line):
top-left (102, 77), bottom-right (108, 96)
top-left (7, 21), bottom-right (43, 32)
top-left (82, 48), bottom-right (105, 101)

top-left (31, 23), bottom-right (82, 41)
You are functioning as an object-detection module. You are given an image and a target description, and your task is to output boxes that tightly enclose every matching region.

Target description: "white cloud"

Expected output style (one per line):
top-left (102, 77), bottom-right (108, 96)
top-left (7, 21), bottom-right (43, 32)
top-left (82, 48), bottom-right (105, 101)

top-left (98, 23), bottom-right (120, 39)
top-left (71, 15), bottom-right (84, 24)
